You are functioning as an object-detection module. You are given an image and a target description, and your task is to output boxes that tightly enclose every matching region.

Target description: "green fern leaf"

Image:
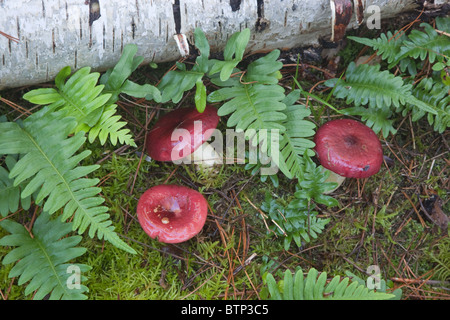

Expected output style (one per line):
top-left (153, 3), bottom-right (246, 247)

top-left (0, 155), bottom-right (32, 217)
top-left (100, 44), bottom-right (161, 103)
top-left (406, 77), bottom-right (450, 133)
top-left (265, 268), bottom-right (395, 300)
top-left (209, 28), bottom-right (250, 81)
top-left (341, 106), bottom-right (397, 138)
top-left (261, 191), bottom-right (330, 250)
top-left (0, 213), bottom-right (90, 300)
top-left (23, 66), bottom-right (111, 132)
top-left (396, 22), bottom-right (450, 64)
top-left (275, 90), bottom-right (316, 179)
top-left (0, 109), bottom-right (136, 254)
top-left (294, 154), bottom-right (339, 207)
top-left (208, 48), bottom-right (287, 147)
top-left (88, 104), bottom-right (136, 147)
top-left (348, 30), bottom-right (406, 65)
top-left (326, 62), bottom-right (437, 115)
top-left (158, 28), bottom-right (211, 107)
top-left (23, 65), bottom-right (136, 147)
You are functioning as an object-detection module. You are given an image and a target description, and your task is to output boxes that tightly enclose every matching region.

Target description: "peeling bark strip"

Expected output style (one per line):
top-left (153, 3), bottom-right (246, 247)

top-left (174, 33), bottom-right (189, 57)
top-left (330, 0), bottom-right (353, 42)
top-left (89, 0), bottom-right (101, 26)
top-left (353, 0), bottom-right (365, 25)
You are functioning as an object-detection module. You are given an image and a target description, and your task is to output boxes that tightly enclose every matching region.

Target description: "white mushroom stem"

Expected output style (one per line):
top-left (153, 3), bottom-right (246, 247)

top-left (322, 167), bottom-right (346, 194)
top-left (184, 142), bottom-right (222, 168)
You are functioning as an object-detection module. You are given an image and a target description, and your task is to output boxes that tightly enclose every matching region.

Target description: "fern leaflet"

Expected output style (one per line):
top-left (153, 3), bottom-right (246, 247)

top-left (0, 212), bottom-right (90, 300)
top-left (276, 90), bottom-right (316, 179)
top-left (396, 22), bottom-right (450, 64)
top-left (348, 30), bottom-right (406, 66)
top-left (0, 155), bottom-right (32, 217)
top-left (406, 77), bottom-right (450, 133)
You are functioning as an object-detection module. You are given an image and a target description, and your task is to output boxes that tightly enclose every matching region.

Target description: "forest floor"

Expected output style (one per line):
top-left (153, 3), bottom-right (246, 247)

top-left (0, 8), bottom-right (449, 301)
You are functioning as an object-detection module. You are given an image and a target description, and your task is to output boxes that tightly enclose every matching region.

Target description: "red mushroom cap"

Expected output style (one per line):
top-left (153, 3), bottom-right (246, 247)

top-left (314, 119), bottom-right (383, 178)
top-left (137, 184), bottom-right (208, 243)
top-left (145, 105), bottom-right (220, 161)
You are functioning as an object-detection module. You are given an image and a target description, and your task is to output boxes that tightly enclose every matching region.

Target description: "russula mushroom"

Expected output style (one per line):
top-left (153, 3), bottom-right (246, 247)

top-left (330, 0), bottom-right (353, 42)
top-left (137, 184), bottom-right (208, 243)
top-left (145, 105), bottom-right (221, 167)
top-left (314, 119), bottom-right (383, 190)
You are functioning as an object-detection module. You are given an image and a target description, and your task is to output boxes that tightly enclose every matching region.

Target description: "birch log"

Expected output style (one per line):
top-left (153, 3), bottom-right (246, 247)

top-left (0, 0), bottom-right (422, 90)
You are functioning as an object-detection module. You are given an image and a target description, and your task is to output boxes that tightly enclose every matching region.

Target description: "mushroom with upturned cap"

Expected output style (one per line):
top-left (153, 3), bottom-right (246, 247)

top-left (137, 184), bottom-right (208, 243)
top-left (145, 105), bottom-right (221, 167)
top-left (314, 119), bottom-right (383, 191)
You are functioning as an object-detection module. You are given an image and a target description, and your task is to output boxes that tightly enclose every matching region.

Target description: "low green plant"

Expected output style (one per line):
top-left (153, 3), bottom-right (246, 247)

top-left (260, 155), bottom-right (338, 250)
top-left (325, 16), bottom-right (450, 138)
top-left (0, 212), bottom-right (90, 300)
top-left (0, 44), bottom-right (156, 299)
top-left (262, 268), bottom-right (396, 300)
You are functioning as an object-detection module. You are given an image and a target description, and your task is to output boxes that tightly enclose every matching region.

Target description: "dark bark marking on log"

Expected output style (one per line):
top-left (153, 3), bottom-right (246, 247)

top-left (172, 0), bottom-right (181, 34)
top-left (41, 0), bottom-right (46, 18)
top-left (16, 17), bottom-right (20, 40)
top-left (2, 55), bottom-right (5, 66)
top-left (255, 0), bottom-right (269, 32)
top-left (89, 0), bottom-right (101, 26)
top-left (79, 17), bottom-right (83, 40)
top-left (230, 0), bottom-right (242, 11)
top-left (65, 1), bottom-right (69, 20)
top-left (25, 40), bottom-right (28, 59)
top-left (131, 17), bottom-right (136, 39)
top-left (103, 23), bottom-right (106, 49)
top-left (74, 49), bottom-right (77, 69)
top-left (35, 52), bottom-right (39, 67)
top-left (112, 27), bottom-right (115, 52)
top-left (52, 29), bottom-right (56, 53)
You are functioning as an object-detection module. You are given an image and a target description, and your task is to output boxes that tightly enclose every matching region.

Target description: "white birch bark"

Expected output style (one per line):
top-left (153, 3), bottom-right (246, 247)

top-left (0, 0), bottom-right (422, 90)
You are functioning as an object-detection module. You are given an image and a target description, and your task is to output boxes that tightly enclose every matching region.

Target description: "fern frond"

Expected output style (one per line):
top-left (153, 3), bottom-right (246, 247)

top-left (326, 62), bottom-right (437, 115)
top-left (0, 109), bottom-right (136, 254)
top-left (276, 90), bottom-right (316, 179)
top-left (23, 65), bottom-right (136, 147)
top-left (209, 51), bottom-right (287, 147)
top-left (23, 66), bottom-right (111, 133)
top-left (294, 154), bottom-right (340, 207)
top-left (341, 106), bottom-right (397, 138)
top-left (100, 44), bottom-right (161, 104)
top-left (210, 83), bottom-right (286, 146)
top-left (158, 28), bottom-right (211, 105)
top-left (209, 28), bottom-right (250, 81)
top-left (348, 30), bottom-right (406, 65)
top-left (261, 192), bottom-right (330, 250)
top-left (88, 104), bottom-right (136, 147)
top-left (265, 268), bottom-right (395, 300)
top-left (396, 22), bottom-right (450, 64)
top-left (406, 77), bottom-right (450, 133)
top-left (0, 213), bottom-right (90, 300)
top-left (0, 155), bottom-right (32, 217)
